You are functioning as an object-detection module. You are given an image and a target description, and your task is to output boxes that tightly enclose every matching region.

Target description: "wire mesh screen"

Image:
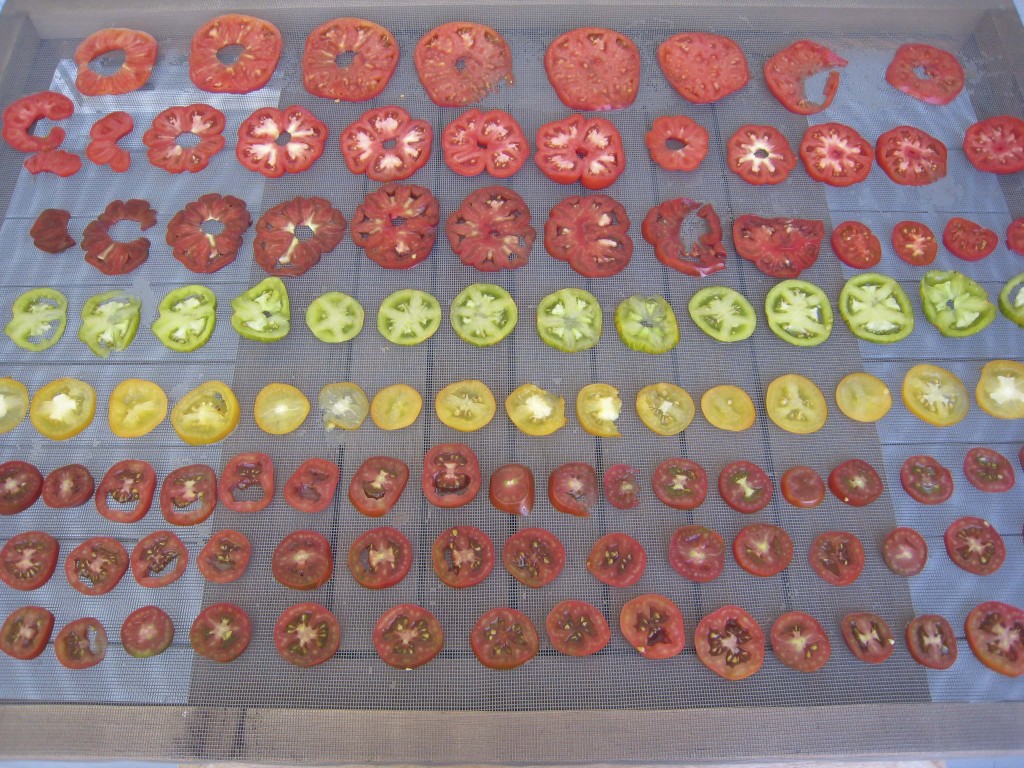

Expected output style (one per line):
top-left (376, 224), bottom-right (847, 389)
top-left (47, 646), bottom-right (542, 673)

top-left (0, 0), bottom-right (1023, 763)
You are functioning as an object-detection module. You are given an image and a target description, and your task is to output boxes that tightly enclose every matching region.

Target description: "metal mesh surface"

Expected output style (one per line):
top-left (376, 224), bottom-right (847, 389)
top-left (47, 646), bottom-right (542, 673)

top-left (0, 0), bottom-right (1023, 763)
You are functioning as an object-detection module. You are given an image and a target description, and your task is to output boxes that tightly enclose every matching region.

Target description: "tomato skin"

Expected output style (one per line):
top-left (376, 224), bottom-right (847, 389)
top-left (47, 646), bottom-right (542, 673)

top-left (694, 605), bottom-right (766, 680)
top-left (668, 525), bottom-right (724, 583)
top-left (732, 215), bottom-right (825, 279)
top-left (190, 603), bottom-right (251, 663)
top-left (963, 115), bottom-right (1024, 174)
top-left (1, 606), bottom-right (54, 660)
top-left (272, 531), bottom-right (334, 591)
top-left (347, 526), bottom-right (412, 590)
top-left (30, 208), bottom-right (75, 253)
top-left (189, 14), bottom-right (282, 94)
top-left (470, 607), bottom-right (539, 670)
top-left (892, 220), bottom-right (938, 266)
top-left (422, 443), bottom-right (481, 509)
top-left (963, 447), bottom-right (1016, 493)
top-left (348, 457), bottom-right (409, 517)
top-left (842, 612), bottom-right (895, 664)
top-left (219, 453), bottom-right (274, 513)
top-left (54, 618), bottom-right (107, 670)
top-left (0, 531), bottom-right (59, 591)
top-left (544, 27), bottom-right (640, 111)
top-left (799, 122), bottom-right (874, 187)
top-left (885, 44), bottom-right (964, 105)
top-left (446, 186), bottom-right (535, 271)
top-left (340, 106), bottom-right (432, 182)
top-left (770, 611), bottom-right (831, 673)
top-left (160, 465), bottom-right (217, 526)
top-left (586, 532), bottom-right (646, 588)
top-left (828, 459), bottom-right (883, 507)
top-left (548, 463), bottom-right (599, 517)
top-left (603, 464), bottom-right (640, 510)
top-left (809, 531), bottom-right (865, 587)
top-left (545, 194), bottom-right (633, 278)
top-left (620, 594), bottom-right (686, 660)
top-left (196, 529), bottom-right (251, 584)
top-left (86, 111), bottom-right (133, 172)
top-left (302, 18), bottom-right (399, 101)
top-left (489, 464), bottom-right (534, 516)
top-left (131, 530), bottom-right (189, 588)
top-left (780, 466), bottom-right (825, 509)
top-left (283, 458), bottom-right (340, 514)
top-left (906, 614), bottom-right (958, 670)
top-left (95, 460), bottom-right (156, 523)
top-left (274, 603), bottom-right (341, 668)
top-left (658, 32), bottom-right (749, 104)
top-left (944, 517), bottom-right (1005, 576)
top-left (238, 106), bottom-right (328, 178)
top-left (726, 124), bottom-right (796, 185)
top-left (881, 527), bottom-right (928, 577)
top-left (547, 600), bottom-right (610, 657)
top-left (373, 604), bottom-right (444, 669)
top-left (645, 116), bottom-right (709, 172)
top-left (414, 22), bottom-right (513, 107)
top-left (502, 528), bottom-right (565, 588)
top-left (876, 125), bottom-right (947, 186)
top-left (121, 605), bottom-right (174, 658)
top-left (764, 40), bottom-right (847, 115)
top-left (642, 198), bottom-right (727, 277)
top-left (718, 461), bottom-right (772, 514)
top-left (964, 601), bottom-right (1024, 677)
top-left (0, 461), bottom-right (43, 515)
top-left (441, 109), bottom-right (529, 178)
top-left (899, 455), bottom-right (953, 505)
top-left (65, 537), bottom-right (129, 596)
top-left (831, 221), bottom-right (881, 269)
top-left (535, 115), bottom-right (626, 190)
top-left (732, 523), bottom-right (794, 578)
top-left (432, 526), bottom-right (494, 589)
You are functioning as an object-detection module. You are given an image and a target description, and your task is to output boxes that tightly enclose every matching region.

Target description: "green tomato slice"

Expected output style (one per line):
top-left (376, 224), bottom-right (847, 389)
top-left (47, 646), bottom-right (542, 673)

top-left (78, 290), bottom-right (141, 359)
top-left (1000, 273), bottom-right (1024, 328)
top-left (153, 285), bottom-right (218, 352)
top-left (838, 273), bottom-right (914, 344)
top-left (450, 283), bottom-right (518, 347)
top-left (306, 291), bottom-right (364, 343)
top-left (614, 295), bottom-right (679, 354)
top-left (764, 279), bottom-right (833, 347)
top-left (536, 288), bottom-right (602, 353)
top-left (231, 277), bottom-right (290, 342)
top-left (5, 287), bottom-right (67, 352)
top-left (687, 286), bottom-right (756, 342)
top-left (919, 270), bottom-right (995, 338)
top-left (377, 289), bottom-right (441, 346)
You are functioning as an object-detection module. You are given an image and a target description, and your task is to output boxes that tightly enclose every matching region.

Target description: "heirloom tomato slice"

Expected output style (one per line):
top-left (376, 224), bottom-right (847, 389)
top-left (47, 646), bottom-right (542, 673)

top-left (901, 364), bottom-right (969, 427)
top-left (414, 22), bottom-right (513, 106)
top-left (81, 198), bottom-right (157, 275)
top-left (535, 115), bottom-right (625, 190)
top-left (876, 125), bottom-right (947, 186)
top-left (352, 184), bottom-right (440, 269)
top-left (237, 105), bottom-right (328, 178)
top-left (348, 526), bottom-right (412, 589)
top-left (963, 115), bottom-right (1024, 174)
top-left (340, 106), bottom-right (431, 182)
top-left (885, 43), bottom-right (964, 105)
top-left (614, 295), bottom-right (679, 354)
top-left (5, 287), bottom-right (67, 352)
top-left (432, 526), bottom-right (494, 589)
top-left (167, 193), bottom-right (251, 274)
top-left (450, 283), bottom-right (518, 347)
top-left (701, 385), bottom-right (756, 432)
top-left (732, 215), bottom-right (825, 279)
top-left (284, 458), bottom-right (340, 514)
top-left (838, 273), bottom-right (915, 344)
top-left (809, 531), bottom-right (865, 586)
top-left (828, 458), bottom-right (882, 507)
top-left (920, 270), bottom-right (995, 337)
top-left (545, 194), bottom-right (633, 278)
top-left (506, 383), bottom-right (566, 436)
top-left (546, 601), bottom-right (610, 657)
top-left (1, 531), bottom-right (58, 590)
top-left (620, 594), bottom-right (686, 660)
top-left (441, 109), bottom-right (528, 178)
top-left (964, 601), bottom-right (1024, 677)
top-left (142, 105), bottom-right (226, 173)
top-left (307, 293), bottom-right (364, 345)
top-left (219, 452), bottom-right (274, 513)
top-left (892, 220), bottom-right (937, 266)
top-left (764, 279), bottom-right (833, 347)
top-left (780, 466), bottom-right (825, 509)
top-left (694, 605), bottom-right (765, 680)
top-left (642, 198), bottom-right (727, 276)
top-left (152, 286), bottom-right (217, 352)
top-left (373, 604), bottom-right (444, 669)
top-left (653, 459), bottom-right (708, 511)
top-left (161, 464), bottom-right (217, 525)
top-left (537, 288), bottom-right (603, 353)
top-left (719, 460), bottom-right (772, 514)
top-left (121, 605), bottom-right (174, 658)
top-left (254, 197), bottom-right (346, 278)
top-left (999, 274), bottom-right (1024, 327)
top-left (23, 149), bottom-right (81, 177)
top-left (549, 463), bottom-right (599, 517)
top-left (975, 359), bottom-right (1024, 420)
top-left (30, 208), bottom-right (74, 254)
top-left (231, 278), bottom-right (290, 342)
top-left (197, 529), bottom-right (251, 584)
top-left (881, 527), bottom-right (928, 577)
top-left (726, 125), bottom-right (796, 185)
top-left (0, 462), bottom-right (43, 515)
top-left (108, 379), bottom-right (167, 439)
top-left (799, 122), bottom-right (873, 186)
top-left (765, 373), bottom-right (827, 435)
top-left (2, 91), bottom-right (71, 152)
top-left (422, 443), bottom-right (481, 508)
top-left (435, 379), bottom-right (496, 433)
top-left (86, 111), bottom-right (133, 172)
top-left (1, 605), bottom-right (54, 660)
top-left (470, 608), bottom-right (538, 670)
top-left (65, 537), bottom-right (128, 595)
top-left (733, 523), bottom-right (793, 577)
top-left (1008, 218), bottom-right (1024, 256)
top-left (764, 40), bottom-right (847, 115)
top-left (945, 517), bottom-right (1005, 575)
top-left (272, 531), bottom-right (333, 591)
top-left (253, 383), bottom-right (310, 436)
top-left (900, 455), bottom-right (953, 504)
top-left (0, 378), bottom-right (28, 435)
top-left (576, 383), bottom-right (622, 438)
top-left (302, 18), bottom-right (398, 101)
top-left (30, 378), bottom-right (95, 441)
top-left (771, 611), bottom-right (831, 673)
top-left (190, 603), bottom-right (251, 662)
top-left (586, 532), bottom-right (646, 587)
top-left (636, 383), bottom-right (694, 436)
top-left (75, 28), bottom-right (157, 95)
top-left (190, 14), bottom-right (282, 93)
top-left (55, 618), bottom-right (107, 669)
top-left (544, 27), bottom-right (640, 111)
top-left (447, 186), bottom-right (534, 271)
top-left (78, 290), bottom-right (141, 359)
top-left (832, 221), bottom-right (881, 269)
top-left (378, 290), bottom-right (441, 346)
top-left (841, 612), bottom-right (895, 664)
top-left (95, 460), bottom-right (156, 523)
top-left (171, 381), bottom-right (240, 445)
top-left (943, 218), bottom-right (997, 262)
top-left (42, 464), bottom-right (94, 509)
top-left (645, 115), bottom-right (709, 172)
top-left (658, 32), bottom-right (749, 103)
top-left (131, 530), bottom-right (189, 588)
top-left (502, 527), bottom-right (565, 588)
top-left (668, 525), bottom-right (724, 582)
top-left (906, 614), bottom-right (958, 670)
top-left (489, 464), bottom-right (534, 516)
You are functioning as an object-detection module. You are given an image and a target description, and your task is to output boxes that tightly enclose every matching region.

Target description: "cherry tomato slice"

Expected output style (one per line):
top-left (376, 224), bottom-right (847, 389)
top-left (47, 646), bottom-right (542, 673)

top-left (548, 463), bottom-right (599, 517)
top-left (432, 526), bottom-right (494, 589)
top-left (885, 43), bottom-right (964, 105)
top-left (668, 525), bottom-right (724, 583)
top-left (131, 530), bottom-right (189, 588)
top-left (489, 464), bottom-right (534, 516)
top-left (302, 18), bottom-right (399, 101)
top-left (881, 527), bottom-right (928, 577)
top-left (963, 447), bottom-right (1016, 493)
top-left (892, 220), bottom-right (938, 266)
top-left (274, 602), bottom-right (340, 668)
top-left (54, 617), bottom-right (107, 669)
top-left (694, 605), bottom-right (766, 680)
top-left (0, 531), bottom-right (59, 591)
top-left (470, 607), bottom-right (538, 670)
top-left (95, 460), bottom-right (156, 523)
top-left (828, 459), bottom-right (883, 507)
top-left (906, 614), bottom-right (958, 670)
top-left (545, 195), bottom-right (633, 278)
top-left (726, 124), bottom-right (796, 185)
top-left (876, 125), bottom-right (947, 186)
top-left (944, 517), bottom-right (1005, 576)
top-left (348, 526), bottom-right (412, 590)
top-left (832, 221), bottom-right (881, 269)
top-left (620, 594), bottom-right (686, 660)
top-left (272, 530), bottom-right (333, 590)
top-left (799, 122), bottom-right (874, 186)
top-left (603, 464), bottom-right (640, 510)
top-left (900, 455), bottom-right (954, 504)
top-left (219, 453), bottom-right (274, 513)
top-left (718, 461), bottom-right (772, 514)
top-left (65, 537), bottom-right (129, 596)
top-left (121, 605), bottom-right (174, 658)
top-left (197, 529), bottom-right (251, 584)
top-left (348, 456), bottom-right (409, 517)
top-left (546, 600), bottom-right (610, 657)
top-left (809, 531), bottom-right (865, 587)
top-left (544, 27), bottom-right (640, 111)
top-left (658, 32), bottom-right (749, 103)
top-left (190, 603), bottom-right (251, 663)
top-left (1, 605), bottom-right (54, 660)
top-left (373, 604), bottom-right (444, 669)
top-left (414, 22), bottom-right (513, 107)
top-left (502, 527), bottom-right (565, 589)
top-left (653, 458), bottom-right (708, 510)
top-left (780, 466), bottom-right (825, 509)
top-left (586, 532), bottom-right (646, 588)
top-left (964, 601), bottom-right (1024, 677)
top-left (441, 109), bottom-right (529, 179)
top-left (0, 461), bottom-right (43, 515)
top-left (283, 458), bottom-right (340, 514)
top-left (770, 611), bottom-right (831, 673)
top-left (160, 464), bottom-right (217, 526)
top-left (764, 40), bottom-right (847, 115)
top-left (963, 115), bottom-right (1024, 175)
top-left (841, 612), bottom-right (895, 664)
top-left (422, 443), bottom-right (481, 509)
top-left (943, 217), bottom-right (998, 262)
top-left (732, 523), bottom-right (794, 578)
top-left (645, 115), bottom-right (709, 172)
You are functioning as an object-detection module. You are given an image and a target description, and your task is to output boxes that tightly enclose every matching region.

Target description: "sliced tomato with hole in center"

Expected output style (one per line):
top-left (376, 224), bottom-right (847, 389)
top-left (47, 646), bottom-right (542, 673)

top-left (545, 194), bottom-right (633, 278)
top-left (75, 28), bottom-right (157, 96)
top-left (284, 458), bottom-right (339, 514)
top-left (726, 125), bottom-right (796, 185)
top-left (881, 527), bottom-right (928, 577)
top-left (302, 18), bottom-right (399, 101)
top-left (1, 605), bottom-right (54, 660)
top-left (0, 531), bottom-right (59, 591)
top-left (770, 611), bottom-right (830, 673)
top-left (832, 221), bottom-right (881, 269)
top-left (906, 614), bottom-right (958, 670)
top-left (963, 447), bottom-right (1016, 493)
top-left (809, 531), bottom-right (865, 587)
top-left (422, 443), bottom-right (480, 508)
top-left (780, 466), bottom-right (825, 508)
top-left (658, 32), bottom-right (749, 103)
top-left (695, 605), bottom-right (765, 680)
top-left (900, 455), bottom-right (953, 504)
top-left (799, 122), bottom-right (873, 186)
top-left (348, 526), bottom-right (412, 589)
top-left (943, 217), bottom-right (997, 262)
top-left (842, 612), bottom-right (895, 664)
top-left (55, 618), bottom-right (107, 670)
top-left (441, 109), bottom-right (529, 178)
top-left (642, 197), bottom-right (727, 277)
top-left (190, 603), bottom-right (251, 663)
top-left (219, 452), bottom-right (274, 513)
top-left (131, 530), bottom-right (188, 588)
top-left (544, 27), bottom-right (640, 111)
top-left (272, 530), bottom-right (333, 591)
top-left (254, 196), bottom-right (346, 277)
top-left (489, 464), bottom-right (534, 516)
top-left (121, 605), bottom-right (174, 659)
top-left (167, 193), bottom-right (251, 274)
top-left (189, 14), bottom-right (282, 94)
top-left (432, 526), bottom-right (494, 589)
top-left (604, 464), bottom-right (640, 510)
top-left (964, 601), bottom-right (1024, 677)
top-left (65, 537), bottom-right (128, 596)
top-left (885, 43), bottom-right (964, 105)
top-left (142, 104), bottom-right (226, 173)
top-left (160, 464), bottom-right (217, 526)
top-left (828, 459), bottom-right (882, 507)
top-left (446, 186), bottom-right (535, 271)
top-left (81, 199), bottom-right (157, 276)
top-left (374, 604), bottom-right (444, 669)
top-left (351, 184), bottom-right (440, 269)
top-left (274, 603), bottom-right (340, 668)
top-left (653, 458), bottom-right (708, 510)
top-left (471, 607), bottom-right (538, 670)
top-left (586, 532), bottom-right (646, 587)
top-left (95, 460), bottom-right (155, 523)
top-left (764, 40), bottom-right (847, 115)
top-left (502, 527), bottom-right (565, 588)
top-left (963, 115), bottom-right (1024, 174)
top-left (237, 105), bottom-right (328, 178)
top-left (86, 111), bottom-right (133, 172)
top-left (875, 125), bottom-right (947, 186)
top-left (0, 461), bottom-right (42, 515)
top-left (668, 525), bottom-right (724, 583)
top-left (414, 22), bottom-right (513, 107)
top-left (892, 220), bottom-right (937, 266)
top-left (197, 529), bottom-right (251, 584)
top-left (548, 462), bottom-right (598, 517)
top-left (30, 208), bottom-right (74, 254)
top-left (546, 600), bottom-right (610, 657)
top-left (733, 523), bottom-right (793, 577)
top-left (348, 457), bottom-right (409, 517)
top-left (535, 115), bottom-right (625, 190)
top-left (733, 215), bottom-right (825, 279)
top-left (42, 464), bottom-right (94, 509)
top-left (718, 461), bottom-right (772, 514)
top-left (646, 115), bottom-right (709, 172)
top-left (2, 91), bottom-right (72, 153)
top-left (620, 594), bottom-right (686, 660)
top-left (945, 517), bottom-right (1005, 575)
top-left (340, 106), bottom-right (432, 182)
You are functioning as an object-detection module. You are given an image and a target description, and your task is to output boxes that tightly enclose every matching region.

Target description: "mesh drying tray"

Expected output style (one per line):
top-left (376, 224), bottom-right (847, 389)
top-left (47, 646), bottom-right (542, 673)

top-left (0, 0), bottom-right (1022, 764)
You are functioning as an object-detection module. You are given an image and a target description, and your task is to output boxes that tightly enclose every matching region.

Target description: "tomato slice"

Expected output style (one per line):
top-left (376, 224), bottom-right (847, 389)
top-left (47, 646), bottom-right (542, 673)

top-left (876, 125), bottom-right (948, 186)
top-left (447, 187), bottom-right (534, 272)
top-left (620, 594), bottom-right (686, 660)
top-left (378, 290), bottom-right (442, 346)
top-left (348, 457), bottom-right (409, 517)
top-left (141, 105), bottom-right (226, 174)
top-left (274, 603), bottom-right (340, 668)
top-left (253, 383), bottom-right (310, 436)
top-left (945, 517), bottom-right (1005, 575)
top-left (168, 193), bottom-right (251, 272)
top-left (718, 461), bottom-right (772, 514)
top-left (450, 283), bottom-right (518, 347)
top-left (170, 380), bottom-right (241, 445)
top-left (764, 40), bottom-right (847, 114)
top-left (1008, 218), bottom-right (1024, 256)
top-left (159, 464), bottom-right (217, 527)
top-left (885, 43), bottom-right (965, 105)
top-left (900, 455), bottom-right (953, 504)
top-left (121, 606), bottom-right (174, 659)
top-left (838, 273), bottom-right (915, 344)
top-left (835, 372), bottom-right (892, 423)
top-left (108, 378), bottom-right (167, 438)
top-left (809, 531), bottom-right (865, 586)
top-left (881, 527), bottom-right (928, 577)
top-left (131, 530), bottom-right (188, 588)
top-left (302, 18), bottom-right (398, 101)
top-left (5, 287), bottom-right (67, 352)
top-left (441, 109), bottom-right (529, 178)
top-left (586, 532), bottom-right (646, 587)
top-left (576, 383), bottom-right (622, 437)
top-left (603, 464), bottom-right (640, 510)
top-left (55, 618), bottom-right (107, 670)
top-left (546, 600), bottom-right (610, 657)
top-left (42, 464), bottom-right (94, 509)
top-left (373, 604), bottom-right (444, 669)
top-left (153, 286), bottom-right (218, 351)
top-left (636, 383), bottom-right (694, 436)
top-left (236, 106), bottom-right (327, 179)
top-left (254, 198), bottom-right (346, 278)
top-left (780, 466), bottom-right (825, 508)
top-left (352, 184), bottom-right (439, 269)
top-left (307, 293), bottom-right (364, 344)
top-left (999, 274), bottom-right (1024, 328)
top-left (642, 198), bottom-right (727, 277)
top-left (535, 115), bottom-right (626, 190)
top-left (701, 385), bottom-right (756, 432)
top-left (943, 217), bottom-right (998, 262)
top-left (842, 612), bottom-right (895, 664)
top-left (828, 459), bottom-right (882, 507)
top-left (189, 14), bottom-right (282, 93)
top-left (902, 364), bottom-right (969, 427)
top-left (726, 125), bottom-right (796, 185)
top-left (615, 295), bottom-right (680, 354)
top-left (489, 464), bottom-right (534, 516)
top-left (190, 603), bottom-right (251, 662)
top-left (832, 221), bottom-right (881, 269)
top-left (799, 122), bottom-right (873, 186)
top-left (432, 526), bottom-right (494, 589)
top-left (1, 91), bottom-right (71, 152)
top-left (436, 380), bottom-right (496, 433)
top-left (733, 523), bottom-right (793, 578)
top-left (545, 194), bottom-right (633, 278)
top-left (732, 215), bottom-right (825, 279)
top-left (283, 458), bottom-right (339, 514)
top-left (502, 527), bottom-right (565, 588)
top-left (30, 209), bottom-right (75, 254)
top-left (272, 531), bottom-right (333, 591)
top-left (653, 458), bottom-right (708, 510)
top-left (537, 288), bottom-right (603, 353)
top-left (505, 383), bottom-right (566, 436)
top-left (348, 526), bottom-right (412, 589)
top-left (414, 22), bottom-right (513, 107)
top-left (81, 198), bottom-right (155, 274)
top-left (197, 529), bottom-right (251, 584)
top-left (1, 606), bottom-right (54, 660)
top-left (75, 27), bottom-right (156, 96)
top-left (694, 605), bottom-right (765, 680)
top-left (688, 286), bottom-right (756, 342)
top-left (23, 149), bottom-right (81, 177)
top-left (963, 115), bottom-right (1024, 174)
top-left (549, 463), bottom-right (599, 517)
top-left (668, 525), bottom-right (723, 582)
top-left (219, 453), bottom-right (274, 514)
top-left (86, 111), bottom-right (133, 172)
top-left (976, 360), bottom-right (1024, 420)
top-left (0, 461), bottom-right (42, 515)
top-left (658, 32), bottom-right (749, 103)
top-left (95, 459), bottom-right (156, 523)
top-left (765, 373), bottom-right (828, 435)
top-left (770, 611), bottom-right (831, 673)
top-left (965, 601), bottom-right (1024, 677)
top-left (1, 531), bottom-right (58, 590)
top-left (370, 384), bottom-right (422, 431)
top-left (340, 106), bottom-right (431, 182)
top-left (0, 378), bottom-right (27, 435)
top-left (470, 607), bottom-right (538, 669)
top-left (65, 537), bottom-right (128, 595)
top-left (963, 447), bottom-right (1015, 493)
top-left (645, 116), bottom-right (709, 172)
top-left (892, 220), bottom-right (938, 266)
top-left (905, 614), bottom-right (957, 670)
top-left (422, 443), bottom-right (481, 508)
top-left (545, 27), bottom-right (639, 110)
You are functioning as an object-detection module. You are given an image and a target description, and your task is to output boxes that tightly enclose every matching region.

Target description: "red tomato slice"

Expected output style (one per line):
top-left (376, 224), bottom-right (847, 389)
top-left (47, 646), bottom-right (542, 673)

top-left (732, 214), bottom-right (825, 279)
top-left (780, 466), bottom-right (825, 509)
top-left (645, 115), bottom-right (709, 172)
top-left (348, 456), bottom-right (409, 517)
top-left (254, 196), bottom-right (346, 277)
top-left (131, 530), bottom-right (189, 588)
top-left (373, 604), bottom-right (444, 669)
top-left (799, 122), bottom-right (874, 187)
top-left (470, 607), bottom-right (538, 669)
top-left (718, 460), bottom-right (772, 514)
top-left (828, 458), bottom-right (883, 507)
top-left (0, 461), bottom-right (43, 515)
top-left (167, 193), bottom-right (251, 274)
top-left (809, 531), bottom-right (865, 586)
top-left (965, 601), bottom-right (1024, 677)
top-left (943, 217), bottom-right (998, 262)
top-left (446, 186), bottom-right (535, 272)
top-left (544, 27), bottom-right (640, 111)
top-left (24, 149), bottom-right (81, 177)
top-left (340, 106), bottom-right (432, 182)
top-left (546, 600), bottom-right (610, 657)
top-left (885, 43), bottom-right (964, 105)
top-left (54, 618), bottom-right (107, 669)
top-left (881, 527), bottom-right (928, 577)
top-left (196, 529), bottom-right (251, 584)
top-left (603, 464), bottom-right (640, 510)
top-left (219, 453), bottom-right (274, 513)
top-left (502, 527), bottom-right (565, 588)
top-left (141, 104), bottom-right (226, 174)
top-left (432, 526), bottom-right (494, 589)
top-left (82, 198), bottom-right (157, 275)
top-left (489, 464), bottom-right (534, 516)
top-left (1008, 218), bottom-right (1024, 256)
top-left (694, 605), bottom-right (765, 680)
top-left (274, 602), bottom-right (340, 667)
top-left (726, 125), bottom-right (796, 185)
top-left (906, 614), bottom-right (958, 670)
top-left (548, 462), bottom-right (599, 517)
top-left (414, 22), bottom-right (513, 107)
top-left (86, 111), bottom-right (133, 172)
top-left (190, 603), bottom-right (251, 662)
top-left (189, 14), bottom-right (282, 94)
top-left (348, 526), bottom-right (413, 589)
top-left (586, 532), bottom-right (646, 587)
top-left (900, 455), bottom-right (953, 504)
top-left (642, 198), bottom-right (727, 277)
top-left (160, 464), bottom-right (217, 526)
top-left (237, 106), bottom-right (328, 178)
top-left (534, 115), bottom-right (626, 191)
top-left (95, 459), bottom-right (156, 523)
top-left (770, 611), bottom-right (831, 673)
top-left (764, 40), bottom-right (847, 115)
top-left (65, 536), bottom-right (128, 596)
top-left (875, 125), bottom-right (948, 186)
top-left (121, 605), bottom-right (174, 658)
top-left (422, 443), bottom-right (481, 508)
top-left (351, 184), bottom-right (440, 269)
top-left (620, 594), bottom-right (686, 660)
top-left (732, 523), bottom-right (793, 577)
top-left (441, 109), bottom-right (529, 178)
top-left (668, 525), bottom-right (724, 583)
top-left (831, 221), bottom-right (881, 269)
top-left (30, 208), bottom-right (75, 254)
top-left (944, 517), bottom-right (1005, 575)
top-left (0, 531), bottom-right (59, 591)
top-left (658, 32), bottom-right (749, 104)
top-left (283, 458), bottom-right (340, 514)
top-left (1, 91), bottom-right (72, 152)
top-left (75, 28), bottom-right (157, 96)
top-left (652, 458), bottom-right (708, 510)
top-left (963, 115), bottom-right (1024, 174)
top-left (842, 612), bottom-right (895, 664)
top-left (891, 220), bottom-right (937, 266)
top-left (963, 447), bottom-right (1016, 493)
top-left (302, 18), bottom-right (399, 101)
top-left (272, 530), bottom-right (333, 591)
top-left (545, 194), bottom-right (633, 278)
top-left (1, 605), bottom-right (54, 660)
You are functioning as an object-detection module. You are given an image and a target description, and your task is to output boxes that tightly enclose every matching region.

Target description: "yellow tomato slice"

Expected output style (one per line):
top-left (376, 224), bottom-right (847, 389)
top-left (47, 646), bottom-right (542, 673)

top-left (254, 383), bottom-right (310, 435)
top-left (108, 379), bottom-right (168, 438)
top-left (30, 378), bottom-right (96, 441)
top-left (700, 385), bottom-right (755, 432)
top-left (0, 377), bottom-right (29, 434)
top-left (835, 372), bottom-right (892, 423)
top-left (636, 382), bottom-right (694, 436)
top-left (170, 380), bottom-right (241, 445)
top-left (765, 373), bottom-right (828, 435)
top-left (902, 364), bottom-right (969, 427)
top-left (318, 382), bottom-right (369, 431)
top-left (576, 383), bottom-right (622, 437)
top-left (436, 380), bottom-right (496, 432)
top-left (975, 359), bottom-right (1024, 420)
top-left (505, 383), bottom-right (566, 436)
top-left (370, 384), bottom-right (422, 430)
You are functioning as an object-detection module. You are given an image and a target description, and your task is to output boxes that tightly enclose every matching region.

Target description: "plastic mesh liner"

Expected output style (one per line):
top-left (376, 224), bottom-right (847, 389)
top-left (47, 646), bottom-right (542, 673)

top-left (1, 0), bottom-right (1024, 763)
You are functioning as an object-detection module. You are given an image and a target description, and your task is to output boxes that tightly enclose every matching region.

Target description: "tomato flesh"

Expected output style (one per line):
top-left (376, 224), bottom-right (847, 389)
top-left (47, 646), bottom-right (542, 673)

top-left (535, 115), bottom-right (626, 190)
top-left (546, 600), bottom-right (610, 657)
top-left (0, 461), bottom-right (43, 515)
top-left (764, 40), bottom-right (847, 115)
top-left (489, 464), bottom-right (534, 516)
top-left (963, 447), bottom-right (1016, 493)
top-left (899, 455), bottom-right (953, 504)
top-left (1, 606), bottom-right (54, 660)
top-left (770, 611), bottom-right (831, 673)
top-left (274, 603), bottom-right (340, 668)
top-left (197, 529), bottom-right (251, 584)
top-left (160, 464), bottom-right (217, 525)
top-left (732, 523), bottom-right (793, 577)
top-left (55, 618), bottom-right (107, 670)
top-left (892, 220), bottom-right (937, 266)
top-left (348, 526), bottom-right (412, 590)
top-left (694, 605), bottom-right (765, 680)
top-left (414, 22), bottom-right (513, 107)
top-left (828, 459), bottom-right (883, 507)
top-left (548, 463), bottom-right (599, 517)
top-left (586, 532), bottom-right (646, 587)
top-left (254, 197), bottom-right (346, 277)
top-left (30, 208), bottom-right (75, 253)
top-left (799, 122), bottom-right (873, 186)
top-left (189, 14), bottom-right (282, 94)
top-left (422, 443), bottom-right (481, 508)
top-left (620, 594), bottom-right (686, 660)
top-left (906, 614), bottom-right (958, 670)
top-left (944, 517), bottom-right (1005, 576)
top-left (373, 604), bottom-right (444, 669)
top-left (885, 43), bottom-right (965, 105)
top-left (441, 109), bottom-right (529, 178)
top-left (963, 115), bottom-right (1024, 174)
top-left (238, 106), bottom-right (328, 178)
top-left (219, 453), bottom-right (274, 513)
top-left (645, 115), bottom-right (709, 172)
top-left (544, 27), bottom-right (640, 111)
top-left (943, 217), bottom-right (998, 262)
top-left (809, 531), bottom-right (865, 587)
top-left (545, 194), bottom-right (633, 278)
top-left (432, 526), bottom-right (494, 589)
top-left (842, 612), bottom-right (895, 664)
top-left (190, 603), bottom-right (251, 662)
top-left (284, 458), bottom-right (340, 514)
top-left (876, 125), bottom-right (947, 186)
top-left (302, 18), bottom-right (399, 101)
top-left (349, 457), bottom-right (409, 517)
top-left (340, 106), bottom-right (431, 182)
top-left (142, 105), bottom-right (226, 174)
top-left (1, 531), bottom-right (59, 591)
top-left (832, 221), bottom-right (881, 269)
top-left (726, 125), bottom-right (796, 185)
top-left (502, 527), bottom-right (565, 588)
top-left (733, 215), bottom-right (825, 278)
top-left (604, 464), bottom-right (640, 510)
top-left (65, 537), bottom-right (129, 596)
top-left (718, 460), bottom-right (772, 514)
top-left (121, 605), bottom-right (174, 658)
top-left (446, 186), bottom-right (535, 271)
top-left (86, 111), bottom-right (133, 172)
top-left (2, 91), bottom-right (72, 152)
top-left (272, 530), bottom-right (334, 590)
top-left (668, 525), bottom-right (724, 583)
top-left (95, 460), bottom-right (156, 523)
top-left (131, 530), bottom-right (189, 588)
top-left (965, 601), bottom-right (1024, 677)
top-left (658, 32), bottom-right (749, 103)
top-left (352, 184), bottom-right (439, 269)
top-left (470, 607), bottom-right (538, 670)
top-left (780, 466), bottom-right (825, 508)
top-left (653, 458), bottom-right (708, 510)
top-left (881, 527), bottom-right (928, 577)
top-left (81, 199), bottom-right (157, 275)
top-left (642, 198), bottom-right (727, 277)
